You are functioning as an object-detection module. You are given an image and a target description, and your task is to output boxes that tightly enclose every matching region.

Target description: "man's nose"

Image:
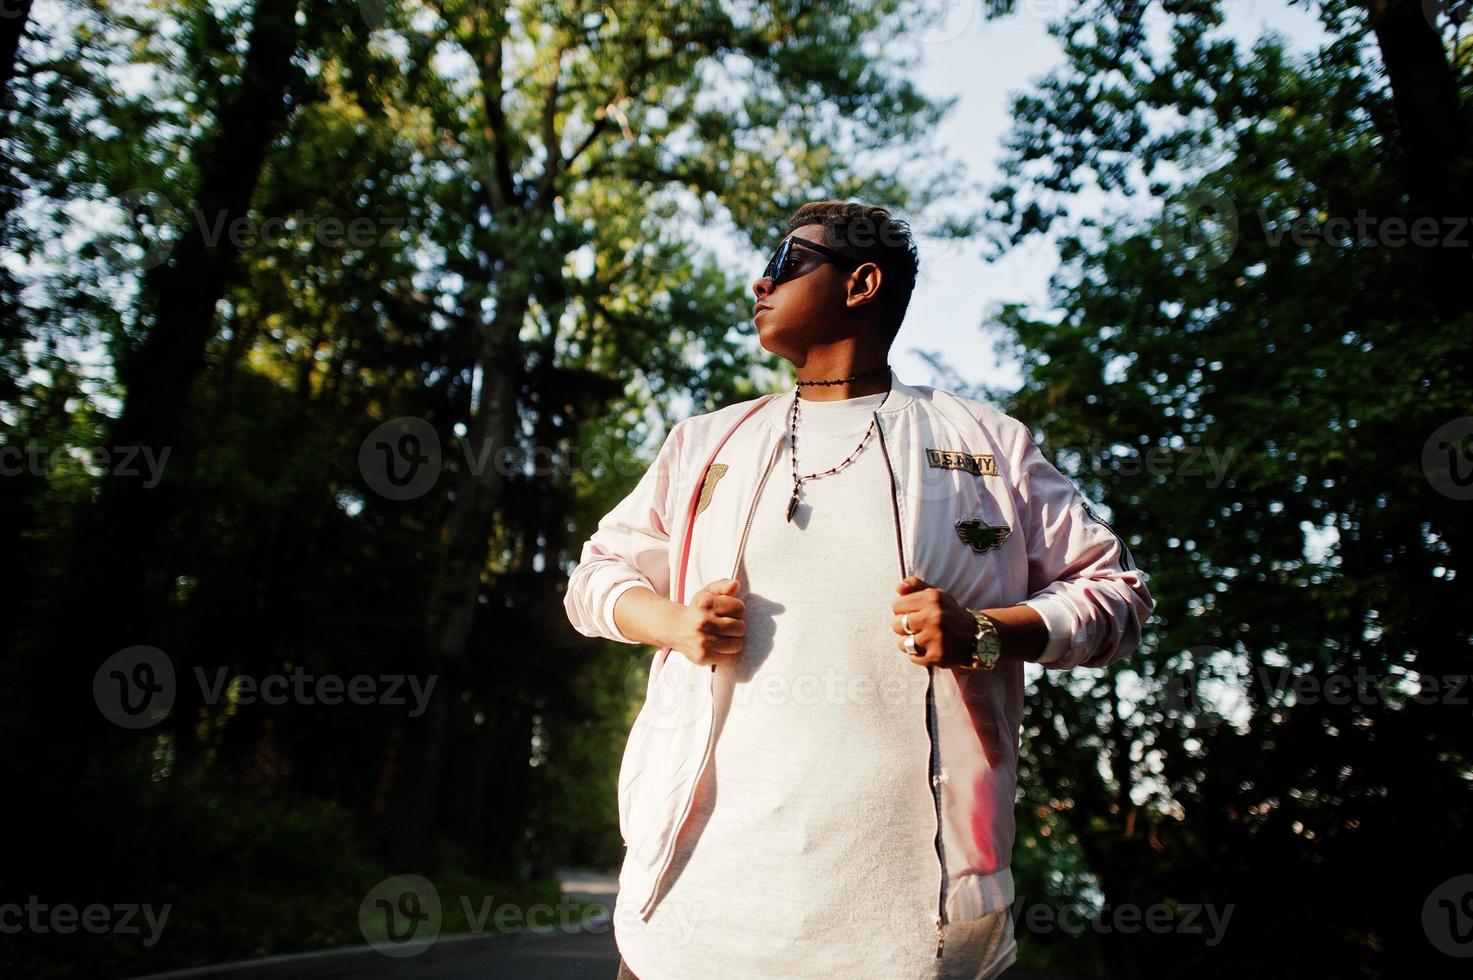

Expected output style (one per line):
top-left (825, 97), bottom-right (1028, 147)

top-left (752, 277), bottom-right (772, 300)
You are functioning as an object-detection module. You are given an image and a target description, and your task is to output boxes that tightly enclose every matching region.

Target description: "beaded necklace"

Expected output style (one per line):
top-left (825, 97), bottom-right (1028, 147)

top-left (784, 365), bottom-right (893, 523)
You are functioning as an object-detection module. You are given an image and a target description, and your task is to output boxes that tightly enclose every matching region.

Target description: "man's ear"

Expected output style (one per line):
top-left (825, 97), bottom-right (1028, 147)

top-left (845, 261), bottom-right (883, 309)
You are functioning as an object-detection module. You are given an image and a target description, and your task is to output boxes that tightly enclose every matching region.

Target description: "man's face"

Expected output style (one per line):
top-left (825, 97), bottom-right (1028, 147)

top-left (751, 225), bottom-right (856, 360)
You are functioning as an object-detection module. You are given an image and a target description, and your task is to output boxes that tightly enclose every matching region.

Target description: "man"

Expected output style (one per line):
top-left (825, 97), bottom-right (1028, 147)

top-left (564, 201), bottom-right (1155, 979)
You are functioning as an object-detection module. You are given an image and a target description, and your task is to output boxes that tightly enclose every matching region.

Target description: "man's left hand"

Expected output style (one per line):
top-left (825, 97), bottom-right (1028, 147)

top-left (891, 576), bottom-right (976, 669)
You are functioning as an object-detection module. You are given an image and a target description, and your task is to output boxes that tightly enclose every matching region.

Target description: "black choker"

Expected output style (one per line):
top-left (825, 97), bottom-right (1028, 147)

top-left (795, 364), bottom-right (891, 388)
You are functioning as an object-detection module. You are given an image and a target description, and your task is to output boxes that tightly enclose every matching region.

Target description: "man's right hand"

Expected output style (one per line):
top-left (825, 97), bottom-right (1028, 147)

top-left (672, 578), bottom-right (746, 666)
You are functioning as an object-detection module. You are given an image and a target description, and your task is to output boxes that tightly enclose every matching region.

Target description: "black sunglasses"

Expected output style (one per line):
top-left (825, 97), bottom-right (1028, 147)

top-left (761, 236), bottom-right (860, 285)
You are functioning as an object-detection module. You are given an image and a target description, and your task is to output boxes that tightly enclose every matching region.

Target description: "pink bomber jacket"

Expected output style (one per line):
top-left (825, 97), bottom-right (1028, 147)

top-left (563, 368), bottom-right (1156, 958)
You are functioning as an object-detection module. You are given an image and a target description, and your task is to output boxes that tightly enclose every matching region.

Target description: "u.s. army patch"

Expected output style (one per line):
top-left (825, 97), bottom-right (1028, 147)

top-left (695, 463), bottom-right (728, 516)
top-left (926, 448), bottom-right (997, 477)
top-left (956, 517), bottom-right (1011, 554)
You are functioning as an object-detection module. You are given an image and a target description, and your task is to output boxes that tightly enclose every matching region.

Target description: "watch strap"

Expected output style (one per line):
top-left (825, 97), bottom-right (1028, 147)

top-left (965, 608), bottom-right (1001, 670)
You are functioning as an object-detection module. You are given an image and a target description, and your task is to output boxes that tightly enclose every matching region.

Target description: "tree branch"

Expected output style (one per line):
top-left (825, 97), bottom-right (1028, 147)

top-left (471, 3), bottom-right (520, 212)
top-left (536, 45), bottom-right (565, 211)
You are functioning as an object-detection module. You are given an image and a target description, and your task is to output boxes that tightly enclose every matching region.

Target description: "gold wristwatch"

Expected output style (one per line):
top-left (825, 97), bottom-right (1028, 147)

top-left (961, 608), bottom-right (1002, 670)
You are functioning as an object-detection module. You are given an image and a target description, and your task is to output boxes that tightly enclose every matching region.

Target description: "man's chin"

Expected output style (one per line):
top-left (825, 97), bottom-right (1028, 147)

top-left (756, 320), bottom-right (798, 358)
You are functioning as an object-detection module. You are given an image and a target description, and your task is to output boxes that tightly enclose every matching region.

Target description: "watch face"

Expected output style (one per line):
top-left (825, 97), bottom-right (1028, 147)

top-left (967, 610), bottom-right (1002, 669)
top-left (975, 618), bottom-right (1001, 666)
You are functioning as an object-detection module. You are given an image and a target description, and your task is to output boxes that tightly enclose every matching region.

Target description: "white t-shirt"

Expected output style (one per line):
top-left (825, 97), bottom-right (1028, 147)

top-left (614, 388), bottom-right (1016, 980)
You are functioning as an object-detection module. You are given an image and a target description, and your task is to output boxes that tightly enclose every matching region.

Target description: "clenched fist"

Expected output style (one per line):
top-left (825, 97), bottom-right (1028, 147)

top-left (673, 578), bottom-right (747, 666)
top-left (891, 575), bottom-right (976, 669)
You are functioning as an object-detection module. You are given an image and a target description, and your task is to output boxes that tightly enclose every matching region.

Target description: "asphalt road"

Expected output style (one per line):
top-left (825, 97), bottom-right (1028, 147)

top-left (132, 871), bottom-right (1069, 980)
top-left (311, 924), bottom-right (622, 980)
top-left (131, 871), bottom-right (622, 980)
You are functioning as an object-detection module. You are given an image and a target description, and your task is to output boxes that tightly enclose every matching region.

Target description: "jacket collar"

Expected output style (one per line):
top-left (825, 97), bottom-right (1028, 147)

top-left (761, 366), bottom-right (918, 431)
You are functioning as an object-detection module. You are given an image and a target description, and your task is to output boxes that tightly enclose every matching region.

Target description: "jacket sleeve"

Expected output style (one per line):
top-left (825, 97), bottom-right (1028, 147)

top-left (564, 419), bottom-right (687, 644)
top-left (1009, 426), bottom-right (1156, 670)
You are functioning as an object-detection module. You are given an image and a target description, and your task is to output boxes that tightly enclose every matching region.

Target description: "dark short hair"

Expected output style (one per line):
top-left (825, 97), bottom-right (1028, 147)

top-left (785, 201), bottom-right (919, 344)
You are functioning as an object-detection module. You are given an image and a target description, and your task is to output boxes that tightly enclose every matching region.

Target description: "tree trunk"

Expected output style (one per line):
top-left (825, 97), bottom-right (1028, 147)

top-left (0, 0), bottom-right (32, 124)
top-left (389, 294), bottom-right (528, 869)
top-left (0, 0), bottom-right (34, 295)
top-left (1365, 0), bottom-right (1473, 318)
top-left (112, 0), bottom-right (301, 483)
top-left (100, 0), bottom-right (301, 629)
top-left (38, 0), bottom-right (303, 781)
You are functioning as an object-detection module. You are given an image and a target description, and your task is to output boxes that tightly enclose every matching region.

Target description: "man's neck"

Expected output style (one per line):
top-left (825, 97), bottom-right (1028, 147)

top-left (793, 350), bottom-right (892, 401)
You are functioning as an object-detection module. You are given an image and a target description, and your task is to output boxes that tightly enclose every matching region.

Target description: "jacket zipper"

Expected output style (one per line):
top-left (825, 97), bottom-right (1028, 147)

top-left (875, 415), bottom-right (948, 960)
top-left (639, 428), bottom-right (786, 919)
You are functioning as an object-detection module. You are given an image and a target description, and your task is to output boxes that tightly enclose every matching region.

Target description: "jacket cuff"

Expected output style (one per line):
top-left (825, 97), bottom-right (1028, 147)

top-left (602, 579), bottom-right (653, 645)
top-left (1018, 596), bottom-right (1072, 666)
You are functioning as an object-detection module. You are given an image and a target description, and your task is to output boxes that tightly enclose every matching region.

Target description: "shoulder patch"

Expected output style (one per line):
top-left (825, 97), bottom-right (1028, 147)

top-left (695, 463), bottom-right (728, 516)
top-left (1078, 496), bottom-right (1137, 571)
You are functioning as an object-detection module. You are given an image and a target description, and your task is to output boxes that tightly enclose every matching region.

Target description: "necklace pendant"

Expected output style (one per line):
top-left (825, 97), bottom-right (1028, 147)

top-left (786, 489), bottom-right (799, 523)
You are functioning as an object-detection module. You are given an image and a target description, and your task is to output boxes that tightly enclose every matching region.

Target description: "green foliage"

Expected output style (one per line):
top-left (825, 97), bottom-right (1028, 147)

top-left (982, 2), bottom-right (1473, 977)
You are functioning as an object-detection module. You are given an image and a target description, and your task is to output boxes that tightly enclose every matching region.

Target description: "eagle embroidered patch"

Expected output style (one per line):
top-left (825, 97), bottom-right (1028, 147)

top-left (955, 517), bottom-right (1012, 554)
